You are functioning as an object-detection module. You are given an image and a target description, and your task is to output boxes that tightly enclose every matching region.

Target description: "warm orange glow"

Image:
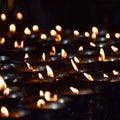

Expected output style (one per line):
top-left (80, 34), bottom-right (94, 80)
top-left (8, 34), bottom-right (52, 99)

top-left (61, 49), bottom-right (67, 59)
top-left (90, 42), bottom-right (96, 47)
top-left (0, 106), bottom-right (9, 117)
top-left (0, 37), bottom-right (5, 45)
top-left (3, 87), bottom-right (10, 96)
top-left (16, 12), bottom-right (23, 20)
top-left (99, 48), bottom-right (105, 61)
top-left (73, 30), bottom-right (80, 36)
top-left (40, 33), bottom-right (47, 40)
top-left (38, 73), bottom-right (44, 79)
top-left (1, 13), bottom-right (6, 21)
top-left (92, 26), bottom-right (99, 34)
top-left (91, 33), bottom-right (96, 39)
top-left (55, 25), bottom-right (62, 32)
top-left (26, 62), bottom-right (33, 71)
top-left (74, 56), bottom-right (80, 63)
top-left (32, 25), bottom-right (39, 32)
top-left (44, 91), bottom-right (58, 102)
top-left (55, 34), bottom-right (62, 42)
top-left (83, 72), bottom-right (94, 81)
top-left (111, 46), bottom-right (118, 52)
top-left (50, 46), bottom-right (56, 56)
top-left (70, 87), bottom-right (79, 94)
top-left (78, 46), bottom-right (83, 51)
top-left (24, 53), bottom-right (29, 59)
top-left (37, 99), bottom-right (46, 108)
top-left (106, 33), bottom-right (110, 39)
top-left (41, 52), bottom-right (46, 62)
top-left (24, 27), bottom-right (31, 35)
top-left (115, 33), bottom-right (120, 39)
top-left (39, 90), bottom-right (44, 97)
top-left (0, 76), bottom-right (7, 91)
top-left (103, 73), bottom-right (109, 78)
top-left (113, 70), bottom-right (118, 75)
top-left (9, 24), bottom-right (16, 33)
top-left (46, 65), bottom-right (54, 77)
top-left (71, 59), bottom-right (79, 72)
top-left (14, 41), bottom-right (24, 48)
top-left (84, 32), bottom-right (90, 37)
top-left (50, 29), bottom-right (57, 36)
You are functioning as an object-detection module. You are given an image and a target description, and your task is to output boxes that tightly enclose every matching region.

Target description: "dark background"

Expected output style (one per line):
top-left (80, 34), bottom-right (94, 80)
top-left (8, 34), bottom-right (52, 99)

top-left (0, 0), bottom-right (120, 31)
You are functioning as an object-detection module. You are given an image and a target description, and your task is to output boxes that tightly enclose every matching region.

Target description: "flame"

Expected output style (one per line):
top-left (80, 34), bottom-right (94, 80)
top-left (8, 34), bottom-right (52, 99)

top-left (0, 106), bottom-right (9, 117)
top-left (50, 46), bottom-right (56, 56)
top-left (55, 25), bottom-right (62, 32)
top-left (111, 46), bottom-right (118, 52)
top-left (71, 59), bottom-right (79, 72)
top-left (103, 73), bottom-right (109, 78)
top-left (24, 27), bottom-right (31, 35)
top-left (73, 30), bottom-right (80, 36)
top-left (70, 87), bottom-right (79, 94)
top-left (39, 90), bottom-right (44, 97)
top-left (55, 34), bottom-right (62, 42)
top-left (1, 13), bottom-right (6, 21)
top-left (92, 26), bottom-right (99, 34)
top-left (16, 12), bottom-right (23, 20)
top-left (90, 42), bottom-right (96, 47)
top-left (3, 87), bottom-right (10, 96)
top-left (37, 99), bottom-right (46, 108)
top-left (38, 73), bottom-right (44, 79)
top-left (106, 33), bottom-right (110, 39)
top-left (14, 41), bottom-right (24, 48)
top-left (74, 56), bottom-right (80, 63)
top-left (46, 65), bottom-right (54, 77)
top-left (91, 33), bottom-right (96, 39)
top-left (50, 29), bottom-right (57, 36)
top-left (78, 46), bottom-right (83, 51)
top-left (40, 33), bottom-right (47, 40)
top-left (115, 33), bottom-right (120, 39)
top-left (32, 25), bottom-right (39, 32)
top-left (0, 76), bottom-right (7, 91)
top-left (84, 32), bottom-right (90, 37)
top-left (24, 53), bottom-right (29, 59)
top-left (0, 37), bottom-right (5, 45)
top-left (9, 24), bottom-right (16, 33)
top-left (99, 48), bottom-right (105, 61)
top-left (113, 70), bottom-right (118, 75)
top-left (83, 73), bottom-right (94, 81)
top-left (44, 91), bottom-right (58, 102)
top-left (25, 62), bottom-right (33, 71)
top-left (61, 49), bottom-right (67, 59)
top-left (41, 52), bottom-right (46, 61)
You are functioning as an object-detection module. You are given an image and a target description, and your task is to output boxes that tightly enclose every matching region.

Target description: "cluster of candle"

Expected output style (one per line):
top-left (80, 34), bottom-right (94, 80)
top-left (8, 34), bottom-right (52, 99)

top-left (0, 12), bottom-right (120, 120)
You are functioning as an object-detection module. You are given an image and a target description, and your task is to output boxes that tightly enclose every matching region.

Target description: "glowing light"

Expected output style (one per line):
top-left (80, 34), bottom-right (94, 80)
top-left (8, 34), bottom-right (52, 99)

top-left (9, 24), bottom-right (16, 33)
top-left (0, 106), bottom-right (9, 117)
top-left (46, 65), bottom-right (54, 77)
top-left (70, 87), bottom-right (79, 94)
top-left (83, 73), bottom-right (94, 81)
top-left (16, 12), bottom-right (23, 20)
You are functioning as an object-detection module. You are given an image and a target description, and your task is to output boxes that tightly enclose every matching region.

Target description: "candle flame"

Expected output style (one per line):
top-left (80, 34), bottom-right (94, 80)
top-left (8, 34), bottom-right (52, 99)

top-left (26, 62), bottom-right (33, 71)
top-left (14, 41), bottom-right (24, 48)
top-left (61, 49), bottom-right (67, 59)
top-left (1, 13), bottom-right (6, 21)
top-left (84, 32), bottom-right (90, 37)
top-left (91, 33), bottom-right (96, 39)
top-left (103, 73), bottom-right (109, 78)
top-left (50, 29), bottom-right (57, 36)
top-left (111, 46), bottom-right (118, 52)
top-left (55, 34), bottom-right (62, 42)
top-left (46, 65), bottom-right (54, 77)
top-left (39, 90), bottom-right (44, 97)
top-left (41, 52), bottom-right (46, 61)
top-left (1, 106), bottom-right (9, 117)
top-left (37, 99), bottom-right (46, 108)
top-left (71, 59), bottom-right (79, 72)
top-left (78, 46), bottom-right (83, 51)
top-left (0, 37), bottom-right (5, 45)
top-left (16, 12), bottom-right (23, 20)
top-left (9, 24), bottom-right (16, 33)
top-left (92, 26), bottom-right (99, 34)
top-left (32, 25), bottom-right (39, 32)
top-left (106, 33), bottom-right (110, 39)
top-left (24, 53), bottom-right (29, 59)
top-left (55, 25), bottom-right (62, 32)
top-left (3, 87), bottom-right (10, 95)
top-left (73, 30), bottom-right (80, 36)
top-left (40, 33), bottom-right (47, 40)
top-left (38, 73), bottom-right (44, 79)
top-left (113, 70), bottom-right (119, 75)
top-left (24, 27), bottom-right (31, 35)
top-left (83, 72), bottom-right (94, 81)
top-left (0, 76), bottom-right (7, 91)
top-left (115, 33), bottom-right (120, 39)
top-left (70, 87), bottom-right (79, 94)
top-left (90, 42), bottom-right (96, 47)
top-left (99, 48), bottom-right (105, 61)
top-left (74, 56), bottom-right (80, 63)
top-left (50, 46), bottom-right (56, 56)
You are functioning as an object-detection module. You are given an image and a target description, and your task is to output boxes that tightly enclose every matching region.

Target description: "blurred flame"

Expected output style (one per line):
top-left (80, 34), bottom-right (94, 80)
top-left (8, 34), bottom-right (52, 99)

top-left (26, 62), bottom-right (33, 71)
top-left (111, 46), bottom-right (118, 52)
top-left (0, 106), bottom-right (9, 117)
top-left (46, 65), bottom-right (54, 77)
top-left (0, 37), bottom-right (5, 45)
top-left (32, 25), bottom-right (39, 32)
top-left (38, 73), bottom-right (44, 79)
top-left (39, 90), bottom-right (44, 97)
top-left (115, 33), bottom-right (120, 39)
top-left (50, 29), bottom-right (57, 36)
top-left (83, 73), bottom-right (94, 81)
top-left (55, 34), bottom-right (62, 42)
top-left (16, 12), bottom-right (23, 20)
top-left (90, 42), bottom-right (96, 47)
top-left (99, 48), bottom-right (105, 61)
top-left (73, 30), bottom-right (80, 36)
top-left (41, 52), bottom-right (46, 62)
top-left (50, 46), bottom-right (56, 56)
top-left (113, 70), bottom-right (119, 75)
top-left (71, 59), bottom-right (79, 72)
top-left (55, 25), bottom-right (62, 32)
top-left (14, 41), bottom-right (24, 48)
top-left (70, 87), bottom-right (79, 94)
top-left (3, 87), bottom-right (10, 96)
top-left (0, 76), bottom-right (7, 91)
top-left (106, 33), bottom-right (110, 39)
top-left (24, 27), bottom-right (31, 35)
top-left (92, 26), bottom-right (99, 34)
top-left (24, 53), bottom-right (29, 59)
top-left (74, 56), bottom-right (80, 63)
top-left (78, 46), bottom-right (83, 51)
top-left (61, 49), bottom-right (67, 59)
top-left (91, 33), bottom-right (96, 39)
top-left (9, 24), bottom-right (16, 33)
top-left (37, 99), bottom-right (45, 108)
top-left (1, 13), bottom-right (6, 21)
top-left (40, 33), bottom-right (47, 40)
top-left (84, 32), bottom-right (90, 37)
top-left (103, 73), bottom-right (109, 78)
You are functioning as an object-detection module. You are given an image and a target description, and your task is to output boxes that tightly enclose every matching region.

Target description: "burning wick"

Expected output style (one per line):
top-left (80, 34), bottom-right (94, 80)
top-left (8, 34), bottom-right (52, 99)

top-left (0, 106), bottom-right (9, 117)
